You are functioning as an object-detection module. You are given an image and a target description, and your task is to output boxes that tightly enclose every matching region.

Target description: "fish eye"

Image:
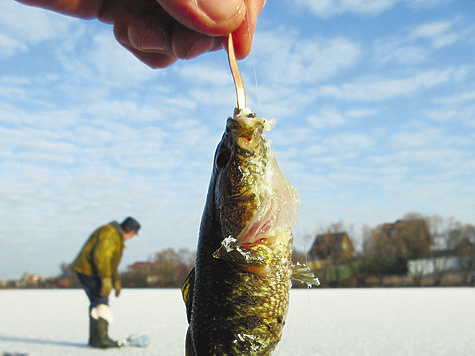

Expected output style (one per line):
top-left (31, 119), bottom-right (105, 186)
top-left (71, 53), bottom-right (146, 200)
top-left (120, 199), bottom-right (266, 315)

top-left (216, 149), bottom-right (231, 169)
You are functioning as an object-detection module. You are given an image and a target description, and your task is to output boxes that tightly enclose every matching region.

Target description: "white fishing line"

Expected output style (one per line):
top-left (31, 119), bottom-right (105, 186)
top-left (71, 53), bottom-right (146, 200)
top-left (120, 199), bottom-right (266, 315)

top-left (243, 2), bottom-right (313, 352)
top-left (244, 0), bottom-right (263, 112)
top-left (294, 222), bottom-right (314, 356)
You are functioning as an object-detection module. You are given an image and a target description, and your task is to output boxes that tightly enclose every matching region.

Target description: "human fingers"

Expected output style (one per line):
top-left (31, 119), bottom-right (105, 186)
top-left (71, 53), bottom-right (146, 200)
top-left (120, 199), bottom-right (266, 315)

top-left (116, 284), bottom-right (121, 296)
top-left (171, 23), bottom-right (223, 60)
top-left (114, 11), bottom-right (178, 68)
top-left (114, 9), bottom-right (222, 68)
top-left (157, 0), bottom-right (246, 36)
top-left (228, 0), bottom-right (266, 59)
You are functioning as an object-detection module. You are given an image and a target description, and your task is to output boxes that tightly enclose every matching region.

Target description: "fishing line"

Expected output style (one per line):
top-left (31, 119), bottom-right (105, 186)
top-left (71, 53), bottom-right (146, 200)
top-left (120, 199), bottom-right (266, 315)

top-left (240, 2), bottom-right (312, 353)
top-left (296, 222), bottom-right (313, 355)
top-left (245, 2), bottom-right (313, 352)
top-left (244, 0), bottom-right (263, 112)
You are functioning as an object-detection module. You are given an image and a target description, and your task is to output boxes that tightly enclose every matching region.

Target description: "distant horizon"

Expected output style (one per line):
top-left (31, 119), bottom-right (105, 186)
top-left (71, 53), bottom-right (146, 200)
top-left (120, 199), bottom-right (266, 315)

top-left (1, 210), bottom-right (470, 282)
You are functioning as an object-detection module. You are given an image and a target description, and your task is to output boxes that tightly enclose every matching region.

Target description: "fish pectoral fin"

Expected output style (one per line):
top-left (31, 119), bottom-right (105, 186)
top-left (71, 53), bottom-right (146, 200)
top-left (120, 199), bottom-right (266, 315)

top-left (181, 267), bottom-right (195, 323)
top-left (291, 263), bottom-right (320, 287)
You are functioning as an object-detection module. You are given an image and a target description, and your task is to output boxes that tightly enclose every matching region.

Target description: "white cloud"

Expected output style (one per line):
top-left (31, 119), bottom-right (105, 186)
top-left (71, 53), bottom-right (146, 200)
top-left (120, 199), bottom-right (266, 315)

top-left (0, 33), bottom-right (27, 57)
top-left (252, 29), bottom-right (360, 85)
top-left (294, 0), bottom-right (453, 18)
top-left (0, 2), bottom-right (72, 42)
top-left (410, 21), bottom-right (452, 39)
top-left (425, 109), bottom-right (457, 122)
top-left (187, 87), bottom-right (235, 111)
top-left (433, 90), bottom-right (475, 105)
top-left (390, 128), bottom-right (443, 148)
top-left (372, 20), bottom-right (460, 67)
top-left (268, 126), bottom-right (316, 151)
top-left (317, 67), bottom-right (467, 101)
top-left (16, 151), bottom-right (76, 164)
top-left (76, 99), bottom-right (167, 124)
top-left (424, 105), bottom-right (475, 129)
top-left (394, 149), bottom-right (464, 170)
top-left (373, 41), bottom-right (428, 66)
top-left (406, 0), bottom-right (452, 9)
top-left (377, 164), bottom-right (409, 176)
top-left (306, 107), bottom-right (347, 129)
top-left (322, 133), bottom-right (375, 152)
top-left (0, 85), bottom-right (27, 101)
top-left (294, 0), bottom-right (399, 18)
top-left (245, 85), bottom-right (317, 120)
top-left (303, 144), bottom-right (328, 156)
top-left (58, 33), bottom-right (157, 87)
top-left (410, 21), bottom-right (458, 49)
top-left (431, 33), bottom-right (458, 49)
top-left (176, 64), bottom-right (230, 88)
top-left (0, 76), bottom-right (30, 85)
top-left (346, 108), bottom-right (380, 118)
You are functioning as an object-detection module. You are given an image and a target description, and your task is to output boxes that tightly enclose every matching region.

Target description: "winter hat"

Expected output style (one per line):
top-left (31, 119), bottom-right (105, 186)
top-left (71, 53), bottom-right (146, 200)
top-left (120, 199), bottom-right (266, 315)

top-left (121, 217), bottom-right (141, 234)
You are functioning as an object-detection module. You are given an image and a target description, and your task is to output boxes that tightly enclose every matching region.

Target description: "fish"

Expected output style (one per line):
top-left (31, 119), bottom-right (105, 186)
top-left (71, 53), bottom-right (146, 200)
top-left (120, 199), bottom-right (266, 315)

top-left (182, 107), bottom-right (319, 356)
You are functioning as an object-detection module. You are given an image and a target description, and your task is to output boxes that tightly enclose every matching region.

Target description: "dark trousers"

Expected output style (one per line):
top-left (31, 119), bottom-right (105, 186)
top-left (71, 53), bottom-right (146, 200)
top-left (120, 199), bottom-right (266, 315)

top-left (76, 273), bottom-right (109, 311)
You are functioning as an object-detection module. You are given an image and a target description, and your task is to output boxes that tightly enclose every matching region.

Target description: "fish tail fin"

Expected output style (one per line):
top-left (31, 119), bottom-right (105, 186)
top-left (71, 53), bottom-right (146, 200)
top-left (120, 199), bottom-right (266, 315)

top-left (291, 263), bottom-right (320, 287)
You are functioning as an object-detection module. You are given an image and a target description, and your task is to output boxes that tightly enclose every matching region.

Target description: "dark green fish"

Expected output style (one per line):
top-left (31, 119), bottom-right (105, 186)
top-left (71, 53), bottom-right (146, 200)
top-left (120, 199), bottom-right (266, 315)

top-left (182, 108), bottom-right (318, 356)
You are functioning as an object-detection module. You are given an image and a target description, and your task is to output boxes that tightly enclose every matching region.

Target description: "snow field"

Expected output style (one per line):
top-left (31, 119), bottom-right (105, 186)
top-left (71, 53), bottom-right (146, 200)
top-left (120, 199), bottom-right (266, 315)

top-left (0, 288), bottom-right (474, 355)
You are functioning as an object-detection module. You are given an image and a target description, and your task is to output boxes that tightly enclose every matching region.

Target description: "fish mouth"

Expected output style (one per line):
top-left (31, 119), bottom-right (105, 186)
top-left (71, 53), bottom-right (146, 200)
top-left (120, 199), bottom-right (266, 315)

top-left (217, 193), bottom-right (280, 250)
top-left (216, 166), bottom-right (298, 252)
top-left (236, 200), bottom-right (280, 249)
top-left (229, 108), bottom-right (275, 151)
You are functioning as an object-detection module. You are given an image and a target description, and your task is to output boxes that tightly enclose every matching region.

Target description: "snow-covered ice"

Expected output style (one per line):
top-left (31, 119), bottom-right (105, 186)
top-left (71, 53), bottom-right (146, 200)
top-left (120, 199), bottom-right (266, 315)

top-left (1, 288), bottom-right (474, 355)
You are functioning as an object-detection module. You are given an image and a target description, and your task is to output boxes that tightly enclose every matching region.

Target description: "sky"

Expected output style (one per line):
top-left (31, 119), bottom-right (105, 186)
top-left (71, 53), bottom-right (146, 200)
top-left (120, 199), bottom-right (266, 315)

top-left (1, 0), bottom-right (474, 280)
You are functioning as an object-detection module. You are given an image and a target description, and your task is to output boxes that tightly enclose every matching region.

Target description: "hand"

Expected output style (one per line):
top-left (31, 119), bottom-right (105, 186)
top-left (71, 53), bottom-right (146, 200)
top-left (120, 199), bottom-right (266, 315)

top-left (100, 278), bottom-right (113, 297)
top-left (15, 0), bottom-right (266, 68)
top-left (114, 279), bottom-right (122, 297)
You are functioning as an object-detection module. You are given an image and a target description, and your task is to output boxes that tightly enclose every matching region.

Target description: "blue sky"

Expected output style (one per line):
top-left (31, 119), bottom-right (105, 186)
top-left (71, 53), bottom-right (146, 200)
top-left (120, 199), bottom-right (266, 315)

top-left (1, 1), bottom-right (474, 280)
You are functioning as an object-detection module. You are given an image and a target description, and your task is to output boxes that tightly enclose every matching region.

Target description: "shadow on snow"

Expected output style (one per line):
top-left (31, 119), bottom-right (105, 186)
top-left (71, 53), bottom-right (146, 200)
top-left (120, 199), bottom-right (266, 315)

top-left (0, 334), bottom-right (87, 349)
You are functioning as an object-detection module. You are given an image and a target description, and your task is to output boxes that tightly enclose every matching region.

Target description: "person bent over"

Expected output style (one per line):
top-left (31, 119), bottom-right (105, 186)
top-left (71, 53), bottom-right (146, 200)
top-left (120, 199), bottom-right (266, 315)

top-left (72, 217), bottom-right (141, 348)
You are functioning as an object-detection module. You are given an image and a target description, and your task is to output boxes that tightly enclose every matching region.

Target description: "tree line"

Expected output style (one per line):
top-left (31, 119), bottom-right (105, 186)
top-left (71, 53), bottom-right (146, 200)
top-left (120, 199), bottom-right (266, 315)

top-left (297, 213), bottom-right (475, 287)
top-left (49, 248), bottom-right (195, 289)
top-left (2, 212), bottom-right (473, 289)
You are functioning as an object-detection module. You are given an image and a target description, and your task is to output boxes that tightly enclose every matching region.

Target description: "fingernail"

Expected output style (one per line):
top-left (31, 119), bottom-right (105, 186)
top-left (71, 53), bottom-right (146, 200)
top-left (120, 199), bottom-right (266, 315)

top-left (142, 27), bottom-right (168, 51)
top-left (197, 0), bottom-right (244, 22)
top-left (116, 26), bottom-right (131, 47)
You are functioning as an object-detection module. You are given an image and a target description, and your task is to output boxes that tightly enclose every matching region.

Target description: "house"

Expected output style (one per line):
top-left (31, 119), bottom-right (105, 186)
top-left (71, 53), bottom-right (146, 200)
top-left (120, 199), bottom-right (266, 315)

top-left (308, 232), bottom-right (355, 261)
top-left (380, 219), bottom-right (432, 258)
top-left (20, 273), bottom-right (44, 286)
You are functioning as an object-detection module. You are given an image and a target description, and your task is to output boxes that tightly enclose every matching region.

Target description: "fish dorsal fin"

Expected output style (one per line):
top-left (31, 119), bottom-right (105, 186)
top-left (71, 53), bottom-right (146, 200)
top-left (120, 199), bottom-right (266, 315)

top-left (291, 263), bottom-right (320, 287)
top-left (181, 267), bottom-right (195, 323)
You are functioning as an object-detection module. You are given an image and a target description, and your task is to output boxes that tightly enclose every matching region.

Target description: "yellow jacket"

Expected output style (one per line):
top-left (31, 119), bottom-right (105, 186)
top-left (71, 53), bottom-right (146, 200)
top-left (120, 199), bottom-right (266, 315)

top-left (71, 222), bottom-right (125, 283)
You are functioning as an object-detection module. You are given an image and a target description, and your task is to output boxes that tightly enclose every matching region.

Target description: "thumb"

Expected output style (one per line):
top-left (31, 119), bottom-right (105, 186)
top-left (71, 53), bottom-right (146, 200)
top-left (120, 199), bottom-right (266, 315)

top-left (157, 0), bottom-right (246, 35)
top-left (228, 0), bottom-right (265, 59)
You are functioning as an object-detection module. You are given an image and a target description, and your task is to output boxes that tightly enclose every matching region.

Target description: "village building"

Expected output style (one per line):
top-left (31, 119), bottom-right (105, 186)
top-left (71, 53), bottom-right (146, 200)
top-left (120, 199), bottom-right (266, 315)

top-left (308, 232), bottom-right (355, 261)
top-left (380, 219), bottom-right (432, 258)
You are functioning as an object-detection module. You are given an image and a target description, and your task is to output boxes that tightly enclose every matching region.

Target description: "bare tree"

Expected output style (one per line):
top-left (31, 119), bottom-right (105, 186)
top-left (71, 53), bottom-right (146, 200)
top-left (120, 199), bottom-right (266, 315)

top-left (362, 227), bottom-right (398, 285)
top-left (426, 215), bottom-right (456, 285)
top-left (451, 223), bottom-right (475, 285)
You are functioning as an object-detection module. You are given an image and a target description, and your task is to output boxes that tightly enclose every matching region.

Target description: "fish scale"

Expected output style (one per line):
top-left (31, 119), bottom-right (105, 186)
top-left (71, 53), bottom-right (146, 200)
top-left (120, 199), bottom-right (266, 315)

top-left (181, 35), bottom-right (318, 355)
top-left (182, 109), bottom-right (317, 355)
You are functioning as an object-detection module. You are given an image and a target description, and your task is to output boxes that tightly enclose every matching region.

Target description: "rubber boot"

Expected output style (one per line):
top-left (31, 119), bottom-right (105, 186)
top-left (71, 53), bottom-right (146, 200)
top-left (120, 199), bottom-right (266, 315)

top-left (88, 314), bottom-right (96, 346)
top-left (89, 315), bottom-right (123, 348)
